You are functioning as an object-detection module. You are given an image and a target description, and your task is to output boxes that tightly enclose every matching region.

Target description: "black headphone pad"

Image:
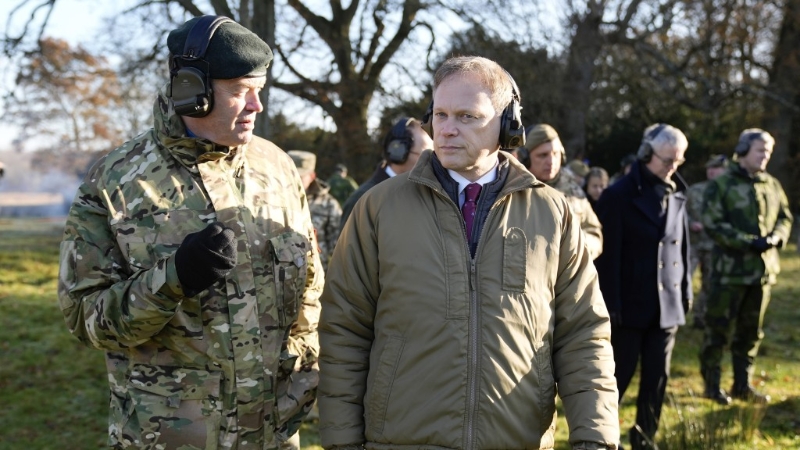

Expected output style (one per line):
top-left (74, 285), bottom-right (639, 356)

top-left (171, 66), bottom-right (212, 117)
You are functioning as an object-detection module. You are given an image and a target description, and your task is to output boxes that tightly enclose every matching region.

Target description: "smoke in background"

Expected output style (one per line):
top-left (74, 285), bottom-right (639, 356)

top-left (0, 151), bottom-right (82, 218)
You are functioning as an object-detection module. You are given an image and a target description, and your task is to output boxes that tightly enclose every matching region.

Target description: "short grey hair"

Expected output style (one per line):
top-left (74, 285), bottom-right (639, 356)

top-left (644, 123), bottom-right (688, 154)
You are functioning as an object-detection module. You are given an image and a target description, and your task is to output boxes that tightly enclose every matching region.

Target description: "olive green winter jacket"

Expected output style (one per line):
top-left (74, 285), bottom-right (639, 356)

top-left (319, 150), bottom-right (618, 449)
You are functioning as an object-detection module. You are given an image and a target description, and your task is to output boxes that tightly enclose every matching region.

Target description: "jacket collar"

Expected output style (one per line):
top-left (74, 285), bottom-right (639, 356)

top-left (629, 160), bottom-right (688, 193)
top-left (153, 83), bottom-right (245, 173)
top-left (408, 149), bottom-right (542, 198)
top-left (729, 161), bottom-right (768, 183)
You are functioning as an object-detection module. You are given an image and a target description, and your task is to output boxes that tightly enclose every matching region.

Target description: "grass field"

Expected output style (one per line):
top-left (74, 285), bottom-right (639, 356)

top-left (1, 217), bottom-right (798, 449)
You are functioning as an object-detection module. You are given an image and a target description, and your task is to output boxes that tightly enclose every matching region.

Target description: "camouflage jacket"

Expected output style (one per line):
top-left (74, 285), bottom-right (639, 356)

top-left (57, 84), bottom-right (324, 450)
top-left (545, 171), bottom-right (604, 259)
top-left (326, 173), bottom-right (359, 206)
top-left (307, 178), bottom-right (342, 269)
top-left (686, 180), bottom-right (714, 251)
top-left (702, 163), bottom-right (793, 285)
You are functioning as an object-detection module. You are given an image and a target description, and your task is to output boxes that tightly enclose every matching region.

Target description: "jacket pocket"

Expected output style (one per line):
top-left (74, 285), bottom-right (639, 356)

top-left (366, 336), bottom-right (405, 435)
top-left (268, 232), bottom-right (310, 327)
top-left (503, 227), bottom-right (527, 292)
top-left (123, 365), bottom-right (222, 449)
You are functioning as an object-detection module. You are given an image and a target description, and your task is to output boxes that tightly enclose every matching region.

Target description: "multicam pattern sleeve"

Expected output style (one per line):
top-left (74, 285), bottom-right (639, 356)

top-left (57, 85), bottom-right (323, 449)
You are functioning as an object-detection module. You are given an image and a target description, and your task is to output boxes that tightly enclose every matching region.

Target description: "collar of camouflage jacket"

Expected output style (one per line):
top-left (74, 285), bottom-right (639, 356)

top-left (153, 83), bottom-right (244, 173)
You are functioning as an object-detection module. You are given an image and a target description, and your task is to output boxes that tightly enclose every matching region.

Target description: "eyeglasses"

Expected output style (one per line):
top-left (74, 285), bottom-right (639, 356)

top-left (652, 151), bottom-right (685, 167)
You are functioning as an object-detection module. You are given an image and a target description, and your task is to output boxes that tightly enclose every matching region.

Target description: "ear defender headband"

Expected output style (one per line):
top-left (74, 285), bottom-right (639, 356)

top-left (637, 123), bottom-right (667, 162)
top-left (384, 117), bottom-right (414, 164)
top-left (169, 15), bottom-right (234, 117)
top-left (421, 69), bottom-right (525, 150)
top-left (734, 132), bottom-right (761, 156)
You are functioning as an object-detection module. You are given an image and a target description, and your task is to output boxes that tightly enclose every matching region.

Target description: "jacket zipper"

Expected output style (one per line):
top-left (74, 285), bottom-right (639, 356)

top-left (412, 175), bottom-right (524, 449)
top-left (465, 258), bottom-right (478, 450)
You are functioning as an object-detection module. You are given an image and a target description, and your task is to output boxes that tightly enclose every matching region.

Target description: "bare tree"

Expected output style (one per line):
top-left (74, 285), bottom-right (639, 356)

top-left (762, 0), bottom-right (800, 193)
top-left (3, 37), bottom-right (125, 153)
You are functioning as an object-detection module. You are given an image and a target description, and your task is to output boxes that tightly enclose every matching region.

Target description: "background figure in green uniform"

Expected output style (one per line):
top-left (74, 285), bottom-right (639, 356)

top-left (700, 128), bottom-right (792, 405)
top-left (326, 163), bottom-right (359, 206)
top-left (288, 150), bottom-right (342, 270)
top-left (516, 124), bottom-right (604, 260)
top-left (685, 154), bottom-right (728, 329)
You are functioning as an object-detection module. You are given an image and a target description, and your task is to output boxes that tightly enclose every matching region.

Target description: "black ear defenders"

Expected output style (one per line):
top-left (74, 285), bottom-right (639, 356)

top-left (499, 71), bottom-right (525, 150)
top-left (169, 15), bottom-right (233, 117)
top-left (637, 123), bottom-right (667, 162)
top-left (384, 117), bottom-right (414, 164)
top-left (734, 132), bottom-right (761, 156)
top-left (421, 70), bottom-right (526, 150)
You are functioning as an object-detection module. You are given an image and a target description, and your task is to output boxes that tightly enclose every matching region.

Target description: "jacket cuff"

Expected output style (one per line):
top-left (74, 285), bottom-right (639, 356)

top-left (155, 255), bottom-right (185, 298)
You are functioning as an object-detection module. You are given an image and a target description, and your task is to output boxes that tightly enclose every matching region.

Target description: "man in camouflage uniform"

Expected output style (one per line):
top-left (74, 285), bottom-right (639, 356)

top-left (57, 16), bottom-right (323, 450)
top-left (288, 150), bottom-right (342, 269)
top-left (517, 124), bottom-right (603, 259)
top-left (699, 128), bottom-right (792, 405)
top-left (685, 154), bottom-right (728, 329)
top-left (326, 163), bottom-right (359, 206)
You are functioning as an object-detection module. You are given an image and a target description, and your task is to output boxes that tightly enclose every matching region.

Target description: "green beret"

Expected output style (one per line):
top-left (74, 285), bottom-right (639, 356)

top-left (705, 154), bottom-right (728, 169)
top-left (287, 150), bottom-right (317, 176)
top-left (524, 124), bottom-right (560, 151)
top-left (566, 159), bottom-right (590, 177)
top-left (168, 16), bottom-right (273, 79)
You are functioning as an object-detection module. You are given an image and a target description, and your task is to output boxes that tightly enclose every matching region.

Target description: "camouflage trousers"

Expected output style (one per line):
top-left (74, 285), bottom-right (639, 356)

top-left (689, 247), bottom-right (714, 323)
top-left (699, 283), bottom-right (771, 376)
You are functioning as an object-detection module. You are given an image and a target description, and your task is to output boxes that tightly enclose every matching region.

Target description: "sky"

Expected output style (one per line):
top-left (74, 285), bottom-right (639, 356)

top-left (0, 0), bottom-right (135, 150)
top-left (0, 0), bottom-right (564, 152)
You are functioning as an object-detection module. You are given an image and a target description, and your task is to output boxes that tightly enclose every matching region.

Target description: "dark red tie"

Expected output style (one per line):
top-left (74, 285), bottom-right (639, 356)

top-left (462, 183), bottom-right (482, 239)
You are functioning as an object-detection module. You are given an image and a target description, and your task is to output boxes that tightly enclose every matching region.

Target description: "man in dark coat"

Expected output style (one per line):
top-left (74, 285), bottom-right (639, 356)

top-left (338, 117), bottom-right (432, 232)
top-left (595, 123), bottom-right (693, 450)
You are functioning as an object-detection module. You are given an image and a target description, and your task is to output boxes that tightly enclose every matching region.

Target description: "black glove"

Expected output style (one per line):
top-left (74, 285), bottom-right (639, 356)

top-left (174, 222), bottom-right (237, 297)
top-left (750, 236), bottom-right (773, 253)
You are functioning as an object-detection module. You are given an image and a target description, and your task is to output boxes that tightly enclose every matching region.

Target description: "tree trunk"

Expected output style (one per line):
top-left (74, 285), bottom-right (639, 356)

top-left (761, 0), bottom-right (800, 194)
top-left (557, 2), bottom-right (605, 160)
top-left (331, 95), bottom-right (373, 182)
top-left (251, 0), bottom-right (275, 139)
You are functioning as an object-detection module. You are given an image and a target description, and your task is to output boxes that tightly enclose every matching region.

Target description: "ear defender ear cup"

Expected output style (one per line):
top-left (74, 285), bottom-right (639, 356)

top-left (169, 15), bottom-right (233, 118)
top-left (384, 117), bottom-right (414, 164)
top-left (499, 71), bottom-right (525, 150)
top-left (637, 123), bottom-right (667, 162)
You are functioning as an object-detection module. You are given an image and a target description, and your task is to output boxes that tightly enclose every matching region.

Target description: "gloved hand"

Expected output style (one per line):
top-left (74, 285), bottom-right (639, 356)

top-left (174, 222), bottom-right (237, 297)
top-left (750, 236), bottom-right (773, 253)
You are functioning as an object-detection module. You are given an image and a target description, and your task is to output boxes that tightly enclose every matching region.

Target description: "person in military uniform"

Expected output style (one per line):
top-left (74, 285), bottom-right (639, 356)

top-left (57, 16), bottom-right (323, 450)
top-left (326, 163), bottom-right (359, 206)
top-left (699, 128), bottom-right (792, 405)
top-left (565, 158), bottom-right (591, 188)
top-left (685, 154), bottom-right (728, 329)
top-left (517, 124), bottom-right (603, 259)
top-left (288, 150), bottom-right (342, 269)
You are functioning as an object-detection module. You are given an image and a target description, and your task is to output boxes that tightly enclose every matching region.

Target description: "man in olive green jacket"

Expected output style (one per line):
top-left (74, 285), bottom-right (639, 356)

top-left (319, 56), bottom-right (618, 450)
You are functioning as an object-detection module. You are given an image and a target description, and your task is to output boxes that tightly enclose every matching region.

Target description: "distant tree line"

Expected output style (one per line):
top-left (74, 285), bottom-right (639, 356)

top-left (3, 0), bottom-right (799, 205)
